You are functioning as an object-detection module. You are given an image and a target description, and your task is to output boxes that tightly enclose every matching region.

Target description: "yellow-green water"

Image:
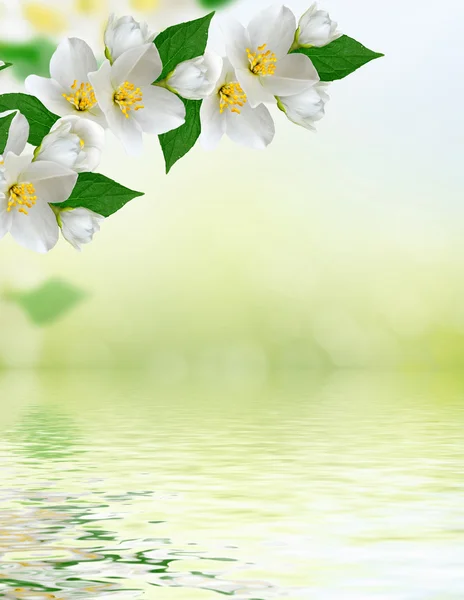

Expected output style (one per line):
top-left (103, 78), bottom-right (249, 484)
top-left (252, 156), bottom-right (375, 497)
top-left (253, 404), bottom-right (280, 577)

top-left (1, 372), bottom-right (464, 599)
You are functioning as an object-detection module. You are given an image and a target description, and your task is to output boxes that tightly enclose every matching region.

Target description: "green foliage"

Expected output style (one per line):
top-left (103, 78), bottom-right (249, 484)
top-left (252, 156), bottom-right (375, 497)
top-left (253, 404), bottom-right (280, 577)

top-left (0, 62), bottom-right (12, 72)
top-left (155, 13), bottom-right (214, 172)
top-left (57, 172), bottom-right (144, 218)
top-left (159, 98), bottom-right (202, 174)
top-left (8, 279), bottom-right (86, 326)
top-left (198, 0), bottom-right (235, 6)
top-left (292, 35), bottom-right (384, 81)
top-left (0, 111), bottom-right (15, 154)
top-left (0, 93), bottom-right (58, 146)
top-left (0, 39), bottom-right (55, 80)
top-left (154, 12), bottom-right (215, 83)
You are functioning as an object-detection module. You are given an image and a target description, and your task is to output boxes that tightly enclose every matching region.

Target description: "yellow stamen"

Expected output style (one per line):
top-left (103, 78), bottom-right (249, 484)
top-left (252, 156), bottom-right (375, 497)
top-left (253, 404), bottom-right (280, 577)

top-left (219, 82), bottom-right (247, 115)
top-left (246, 43), bottom-right (277, 76)
top-left (7, 183), bottom-right (37, 216)
top-left (114, 81), bottom-right (144, 119)
top-left (63, 79), bottom-right (97, 112)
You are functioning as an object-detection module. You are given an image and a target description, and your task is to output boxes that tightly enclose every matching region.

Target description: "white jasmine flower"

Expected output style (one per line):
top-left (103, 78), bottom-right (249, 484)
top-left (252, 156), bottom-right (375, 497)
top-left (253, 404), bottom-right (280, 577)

top-left (0, 110), bottom-right (29, 162)
top-left (167, 53), bottom-right (223, 100)
top-left (25, 37), bottom-right (106, 126)
top-left (89, 43), bottom-right (186, 156)
top-left (200, 58), bottom-right (275, 151)
top-left (296, 4), bottom-right (341, 48)
top-left (34, 116), bottom-right (105, 173)
top-left (224, 4), bottom-right (319, 108)
top-left (0, 153), bottom-right (77, 253)
top-left (104, 14), bottom-right (156, 64)
top-left (277, 83), bottom-right (330, 130)
top-left (58, 207), bottom-right (104, 251)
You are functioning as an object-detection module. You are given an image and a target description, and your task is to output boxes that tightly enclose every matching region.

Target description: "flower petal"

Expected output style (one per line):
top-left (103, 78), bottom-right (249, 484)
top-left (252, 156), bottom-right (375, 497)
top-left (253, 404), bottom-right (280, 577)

top-left (3, 153), bottom-right (33, 187)
top-left (235, 68), bottom-right (274, 108)
top-left (199, 95), bottom-right (225, 151)
top-left (261, 53), bottom-right (319, 96)
top-left (225, 102), bottom-right (275, 149)
top-left (0, 193), bottom-right (12, 240)
top-left (25, 76), bottom-right (76, 118)
top-left (111, 43), bottom-right (162, 88)
top-left (9, 201), bottom-right (59, 254)
top-left (88, 60), bottom-right (115, 114)
top-left (20, 161), bottom-right (78, 204)
top-left (248, 5), bottom-right (296, 58)
top-left (50, 37), bottom-right (98, 89)
top-left (1, 110), bottom-right (29, 156)
top-left (134, 85), bottom-right (185, 135)
top-left (107, 105), bottom-right (144, 156)
top-left (223, 18), bottom-right (250, 71)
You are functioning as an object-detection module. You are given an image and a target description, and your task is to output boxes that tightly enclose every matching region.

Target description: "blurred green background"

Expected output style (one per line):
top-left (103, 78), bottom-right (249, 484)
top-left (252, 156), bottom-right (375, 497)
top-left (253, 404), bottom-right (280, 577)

top-left (0, 0), bottom-right (462, 370)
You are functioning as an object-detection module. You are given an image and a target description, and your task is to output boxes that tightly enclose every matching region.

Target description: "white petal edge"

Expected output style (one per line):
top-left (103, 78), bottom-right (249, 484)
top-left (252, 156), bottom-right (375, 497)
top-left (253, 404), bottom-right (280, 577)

top-left (20, 161), bottom-right (78, 204)
top-left (111, 43), bottom-right (162, 88)
top-left (50, 37), bottom-right (98, 89)
top-left (225, 102), bottom-right (275, 149)
top-left (200, 95), bottom-right (226, 151)
top-left (9, 200), bottom-right (59, 254)
top-left (134, 85), bottom-right (186, 135)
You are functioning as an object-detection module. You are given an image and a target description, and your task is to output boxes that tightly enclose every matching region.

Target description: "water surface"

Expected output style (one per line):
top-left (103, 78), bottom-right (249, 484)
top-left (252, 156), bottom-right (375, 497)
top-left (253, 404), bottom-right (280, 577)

top-left (1, 372), bottom-right (464, 599)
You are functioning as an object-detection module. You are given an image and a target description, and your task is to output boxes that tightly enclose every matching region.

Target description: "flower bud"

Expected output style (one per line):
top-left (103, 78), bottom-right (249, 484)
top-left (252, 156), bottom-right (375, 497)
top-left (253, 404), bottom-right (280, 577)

top-left (277, 83), bottom-right (330, 131)
top-left (167, 53), bottom-right (223, 100)
top-left (297, 4), bottom-right (341, 48)
top-left (104, 14), bottom-right (156, 63)
top-left (35, 117), bottom-right (105, 173)
top-left (59, 208), bottom-right (104, 251)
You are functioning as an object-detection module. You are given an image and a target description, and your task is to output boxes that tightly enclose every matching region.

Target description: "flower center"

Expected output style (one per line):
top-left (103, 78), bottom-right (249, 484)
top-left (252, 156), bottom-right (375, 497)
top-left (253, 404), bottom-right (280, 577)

top-left (63, 80), bottom-right (98, 112)
top-left (114, 81), bottom-right (144, 119)
top-left (8, 183), bottom-right (37, 216)
top-left (247, 44), bottom-right (277, 76)
top-left (219, 82), bottom-right (247, 115)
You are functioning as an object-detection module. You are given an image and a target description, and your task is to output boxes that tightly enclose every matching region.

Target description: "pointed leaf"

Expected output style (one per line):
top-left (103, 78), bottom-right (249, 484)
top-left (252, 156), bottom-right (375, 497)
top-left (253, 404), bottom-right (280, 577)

top-left (56, 172), bottom-right (144, 218)
top-left (292, 35), bottom-right (384, 82)
top-left (159, 98), bottom-right (202, 173)
top-left (154, 12), bottom-right (215, 82)
top-left (0, 62), bottom-right (12, 72)
top-left (0, 93), bottom-right (59, 146)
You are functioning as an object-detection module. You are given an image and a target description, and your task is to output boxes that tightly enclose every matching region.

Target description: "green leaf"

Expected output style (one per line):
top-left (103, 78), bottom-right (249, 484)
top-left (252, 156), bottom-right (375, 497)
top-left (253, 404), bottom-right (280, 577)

top-left (7, 279), bottom-right (86, 326)
top-left (198, 0), bottom-right (235, 6)
top-left (0, 93), bottom-right (58, 146)
top-left (56, 172), bottom-right (144, 218)
top-left (159, 98), bottom-right (202, 173)
top-left (0, 62), bottom-right (12, 72)
top-left (0, 39), bottom-right (55, 79)
top-left (154, 12), bottom-right (215, 82)
top-left (292, 35), bottom-right (384, 82)
top-left (0, 111), bottom-right (15, 155)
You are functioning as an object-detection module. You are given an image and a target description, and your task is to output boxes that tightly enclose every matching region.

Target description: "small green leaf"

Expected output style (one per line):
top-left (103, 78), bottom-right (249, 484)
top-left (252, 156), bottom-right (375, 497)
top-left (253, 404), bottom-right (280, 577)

top-left (0, 111), bottom-right (15, 155)
top-left (292, 35), bottom-right (384, 81)
top-left (7, 279), bottom-right (86, 326)
top-left (159, 98), bottom-right (202, 173)
top-left (154, 12), bottom-right (215, 82)
top-left (198, 0), bottom-right (235, 6)
top-left (0, 93), bottom-right (59, 146)
top-left (0, 39), bottom-right (55, 80)
top-left (56, 172), bottom-right (144, 218)
top-left (0, 62), bottom-right (12, 72)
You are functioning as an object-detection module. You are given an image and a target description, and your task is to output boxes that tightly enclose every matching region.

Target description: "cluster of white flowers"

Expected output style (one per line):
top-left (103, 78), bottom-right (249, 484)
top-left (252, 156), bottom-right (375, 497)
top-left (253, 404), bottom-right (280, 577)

top-left (0, 3), bottom-right (340, 255)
